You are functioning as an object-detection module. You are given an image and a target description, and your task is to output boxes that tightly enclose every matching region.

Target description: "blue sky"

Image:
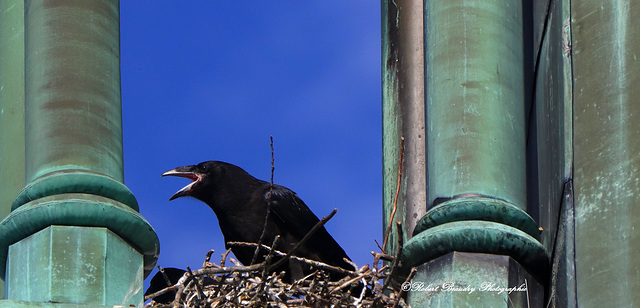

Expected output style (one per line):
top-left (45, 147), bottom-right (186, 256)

top-left (118, 2), bottom-right (382, 289)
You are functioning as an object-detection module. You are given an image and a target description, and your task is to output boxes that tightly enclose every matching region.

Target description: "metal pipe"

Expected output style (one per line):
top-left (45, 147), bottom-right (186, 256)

top-left (381, 0), bottom-right (426, 253)
top-left (11, 0), bottom-right (138, 212)
top-left (24, 0), bottom-right (124, 183)
top-left (425, 0), bottom-right (527, 208)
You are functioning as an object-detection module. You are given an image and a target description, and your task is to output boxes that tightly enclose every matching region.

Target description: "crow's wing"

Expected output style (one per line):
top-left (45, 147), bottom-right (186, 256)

top-left (265, 184), bottom-right (351, 267)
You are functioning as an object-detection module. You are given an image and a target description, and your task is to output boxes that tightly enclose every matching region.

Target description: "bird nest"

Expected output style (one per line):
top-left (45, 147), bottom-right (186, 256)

top-left (144, 243), bottom-right (415, 308)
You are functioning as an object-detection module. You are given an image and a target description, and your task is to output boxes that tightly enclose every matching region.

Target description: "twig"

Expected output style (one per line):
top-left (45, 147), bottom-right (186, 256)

top-left (157, 266), bottom-right (173, 289)
top-left (250, 235), bottom-right (281, 304)
top-left (204, 249), bottom-right (214, 263)
top-left (270, 135), bottom-right (275, 190)
top-left (261, 235), bottom-right (280, 279)
top-left (170, 278), bottom-right (186, 308)
top-left (203, 249), bottom-right (216, 268)
top-left (186, 266), bottom-right (204, 301)
top-left (229, 257), bottom-right (243, 267)
top-left (344, 258), bottom-right (359, 272)
top-left (228, 241), bottom-right (354, 276)
top-left (383, 136), bottom-right (405, 252)
top-left (214, 248), bottom-right (233, 297)
top-left (372, 251), bottom-right (394, 263)
top-left (374, 239), bottom-right (384, 251)
top-left (220, 248), bottom-right (232, 267)
top-left (356, 273), bottom-right (368, 304)
top-left (252, 135), bottom-right (276, 265)
top-left (330, 268), bottom-right (370, 294)
top-left (381, 221), bottom-right (404, 296)
top-left (144, 284), bottom-right (178, 302)
top-left (196, 262), bottom-right (266, 276)
top-left (372, 251), bottom-right (394, 274)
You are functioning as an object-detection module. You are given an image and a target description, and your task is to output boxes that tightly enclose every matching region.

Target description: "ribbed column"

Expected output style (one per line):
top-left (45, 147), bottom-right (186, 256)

top-left (400, 1), bottom-right (548, 305)
top-left (15, 0), bottom-right (136, 210)
top-left (0, 0), bottom-right (159, 306)
top-left (422, 0), bottom-right (529, 222)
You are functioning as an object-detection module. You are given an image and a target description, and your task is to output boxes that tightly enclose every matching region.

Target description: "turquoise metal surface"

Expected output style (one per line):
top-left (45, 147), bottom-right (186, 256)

top-left (24, 0), bottom-right (125, 184)
top-left (404, 221), bottom-right (549, 279)
top-left (0, 193), bottom-right (159, 279)
top-left (7, 226), bottom-right (143, 306)
top-left (407, 252), bottom-right (544, 308)
top-left (407, 0), bottom-right (548, 283)
top-left (0, 301), bottom-right (116, 308)
top-left (12, 170), bottom-right (139, 211)
top-left (572, 1), bottom-right (640, 306)
top-left (381, 0), bottom-right (426, 254)
top-left (0, 1), bottom-right (161, 305)
top-left (0, 0), bottom-right (25, 300)
top-left (531, 0), bottom-right (573, 253)
top-left (425, 0), bottom-right (527, 209)
top-left (413, 196), bottom-right (541, 240)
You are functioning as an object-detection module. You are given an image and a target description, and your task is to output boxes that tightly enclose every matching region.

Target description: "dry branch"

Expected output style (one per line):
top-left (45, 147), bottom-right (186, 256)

top-left (252, 136), bottom-right (276, 265)
top-left (383, 136), bottom-right (405, 252)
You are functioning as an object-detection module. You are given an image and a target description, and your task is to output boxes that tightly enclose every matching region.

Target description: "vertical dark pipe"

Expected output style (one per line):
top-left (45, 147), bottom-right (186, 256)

top-left (381, 0), bottom-right (426, 253)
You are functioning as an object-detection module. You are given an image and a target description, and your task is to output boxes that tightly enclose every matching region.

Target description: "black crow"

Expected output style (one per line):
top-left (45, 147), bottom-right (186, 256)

top-left (161, 161), bottom-right (353, 281)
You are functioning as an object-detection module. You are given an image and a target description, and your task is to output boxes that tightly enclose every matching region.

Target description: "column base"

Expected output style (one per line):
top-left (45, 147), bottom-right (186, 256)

top-left (0, 193), bottom-right (159, 280)
top-left (12, 170), bottom-right (138, 211)
top-left (6, 226), bottom-right (142, 306)
top-left (404, 220), bottom-right (549, 280)
top-left (414, 196), bottom-right (542, 239)
top-left (407, 252), bottom-right (544, 307)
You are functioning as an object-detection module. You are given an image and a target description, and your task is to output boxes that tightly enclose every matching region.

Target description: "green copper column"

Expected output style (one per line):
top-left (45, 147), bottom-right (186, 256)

top-left (400, 1), bottom-right (548, 306)
top-left (0, 0), bottom-right (25, 299)
top-left (381, 0), bottom-right (426, 254)
top-left (572, 1), bottom-right (640, 307)
top-left (0, 0), bottom-right (159, 306)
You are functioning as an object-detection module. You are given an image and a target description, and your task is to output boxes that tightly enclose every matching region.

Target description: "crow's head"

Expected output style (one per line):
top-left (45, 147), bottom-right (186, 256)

top-left (162, 160), bottom-right (249, 201)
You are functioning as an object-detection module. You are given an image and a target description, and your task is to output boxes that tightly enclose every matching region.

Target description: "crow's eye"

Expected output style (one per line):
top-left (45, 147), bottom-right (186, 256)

top-left (199, 165), bottom-right (208, 172)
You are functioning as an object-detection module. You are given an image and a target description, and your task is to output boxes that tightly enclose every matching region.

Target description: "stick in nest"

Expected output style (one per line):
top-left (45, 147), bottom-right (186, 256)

top-left (252, 135), bottom-right (276, 265)
top-left (228, 241), bottom-right (355, 276)
top-left (383, 136), bottom-right (405, 252)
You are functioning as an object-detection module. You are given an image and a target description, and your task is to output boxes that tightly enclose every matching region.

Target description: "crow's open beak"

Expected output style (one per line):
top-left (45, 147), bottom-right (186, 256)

top-left (162, 166), bottom-right (203, 201)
